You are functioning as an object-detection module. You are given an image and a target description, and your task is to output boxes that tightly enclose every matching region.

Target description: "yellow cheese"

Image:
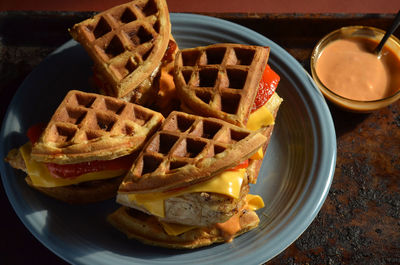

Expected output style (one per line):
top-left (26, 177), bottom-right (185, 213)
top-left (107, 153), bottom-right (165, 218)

top-left (19, 143), bottom-right (126, 188)
top-left (129, 194), bottom-right (165, 218)
top-left (126, 169), bottom-right (246, 218)
top-left (245, 194), bottom-right (265, 211)
top-left (159, 221), bottom-right (196, 236)
top-left (250, 147), bottom-right (264, 160)
top-left (246, 105), bottom-right (274, 131)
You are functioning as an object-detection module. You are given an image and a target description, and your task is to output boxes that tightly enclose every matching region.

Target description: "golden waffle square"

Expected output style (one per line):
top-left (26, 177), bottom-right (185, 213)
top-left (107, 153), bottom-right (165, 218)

top-left (119, 111), bottom-right (268, 193)
top-left (31, 90), bottom-right (164, 164)
top-left (69, 0), bottom-right (171, 100)
top-left (174, 43), bottom-right (270, 127)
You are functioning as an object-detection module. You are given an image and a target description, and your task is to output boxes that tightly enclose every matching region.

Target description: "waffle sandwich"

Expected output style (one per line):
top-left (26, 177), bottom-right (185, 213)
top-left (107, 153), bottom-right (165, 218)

top-left (5, 90), bottom-right (164, 203)
top-left (108, 111), bottom-right (270, 248)
top-left (174, 43), bottom-right (283, 184)
top-left (69, 0), bottom-right (176, 106)
top-left (174, 43), bottom-right (281, 126)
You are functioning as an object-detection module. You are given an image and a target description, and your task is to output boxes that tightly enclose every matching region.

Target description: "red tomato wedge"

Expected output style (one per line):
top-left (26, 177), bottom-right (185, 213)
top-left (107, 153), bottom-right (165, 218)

top-left (252, 64), bottom-right (280, 112)
top-left (226, 159), bottom-right (249, 171)
top-left (46, 154), bottom-right (135, 179)
top-left (27, 123), bottom-right (47, 144)
top-left (162, 39), bottom-right (178, 63)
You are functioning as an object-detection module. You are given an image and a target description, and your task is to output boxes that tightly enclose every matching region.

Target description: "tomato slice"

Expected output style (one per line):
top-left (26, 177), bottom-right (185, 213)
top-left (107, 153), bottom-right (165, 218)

top-left (226, 159), bottom-right (249, 171)
top-left (252, 64), bottom-right (280, 112)
top-left (162, 39), bottom-right (178, 63)
top-left (46, 153), bottom-right (135, 179)
top-left (27, 123), bottom-right (47, 144)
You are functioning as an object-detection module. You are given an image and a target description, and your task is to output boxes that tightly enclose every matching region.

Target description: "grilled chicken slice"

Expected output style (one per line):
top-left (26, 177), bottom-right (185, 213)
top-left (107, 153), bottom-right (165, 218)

top-left (161, 183), bottom-right (250, 226)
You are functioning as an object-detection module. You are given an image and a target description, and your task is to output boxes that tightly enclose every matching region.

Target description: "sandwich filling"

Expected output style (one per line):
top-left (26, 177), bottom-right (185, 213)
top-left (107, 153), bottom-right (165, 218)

top-left (158, 194), bottom-right (265, 238)
top-left (17, 123), bottom-right (133, 187)
top-left (19, 142), bottom-right (127, 187)
top-left (247, 64), bottom-right (280, 131)
top-left (117, 168), bottom-right (248, 218)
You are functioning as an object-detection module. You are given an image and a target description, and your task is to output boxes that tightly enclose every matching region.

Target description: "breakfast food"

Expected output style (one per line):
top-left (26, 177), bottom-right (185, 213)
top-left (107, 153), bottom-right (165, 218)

top-left (107, 111), bottom-right (270, 248)
top-left (5, 0), bottom-right (283, 249)
top-left (174, 43), bottom-right (281, 127)
top-left (5, 39), bottom-right (281, 247)
top-left (69, 0), bottom-right (175, 106)
top-left (5, 90), bottom-right (164, 203)
top-left (174, 43), bottom-right (282, 186)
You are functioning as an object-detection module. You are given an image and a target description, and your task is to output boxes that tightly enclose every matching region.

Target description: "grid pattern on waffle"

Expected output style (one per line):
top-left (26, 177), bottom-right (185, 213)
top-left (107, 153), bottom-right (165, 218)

top-left (132, 111), bottom-right (250, 176)
top-left (70, 0), bottom-right (170, 98)
top-left (174, 44), bottom-right (269, 126)
top-left (121, 111), bottom-right (267, 192)
top-left (32, 90), bottom-right (164, 162)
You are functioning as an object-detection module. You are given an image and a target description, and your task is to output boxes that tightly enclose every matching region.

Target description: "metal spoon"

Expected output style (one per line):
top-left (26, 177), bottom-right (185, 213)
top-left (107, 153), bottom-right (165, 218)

top-left (374, 10), bottom-right (400, 57)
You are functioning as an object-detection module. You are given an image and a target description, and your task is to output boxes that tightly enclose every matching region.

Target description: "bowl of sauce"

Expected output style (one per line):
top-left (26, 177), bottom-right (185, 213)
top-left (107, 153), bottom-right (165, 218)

top-left (310, 26), bottom-right (400, 112)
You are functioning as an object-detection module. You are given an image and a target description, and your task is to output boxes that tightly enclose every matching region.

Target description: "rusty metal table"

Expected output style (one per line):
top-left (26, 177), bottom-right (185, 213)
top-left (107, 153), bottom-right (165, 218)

top-left (0, 12), bottom-right (399, 265)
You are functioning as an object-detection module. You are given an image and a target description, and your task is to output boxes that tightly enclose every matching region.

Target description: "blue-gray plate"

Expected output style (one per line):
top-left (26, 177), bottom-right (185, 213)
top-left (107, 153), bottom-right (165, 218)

top-left (0, 13), bottom-right (336, 265)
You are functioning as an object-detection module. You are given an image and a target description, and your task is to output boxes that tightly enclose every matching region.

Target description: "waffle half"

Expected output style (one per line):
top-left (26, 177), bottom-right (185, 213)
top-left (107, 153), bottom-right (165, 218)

top-left (31, 90), bottom-right (164, 164)
top-left (70, 0), bottom-right (171, 102)
top-left (174, 43), bottom-right (270, 127)
top-left (119, 111), bottom-right (268, 193)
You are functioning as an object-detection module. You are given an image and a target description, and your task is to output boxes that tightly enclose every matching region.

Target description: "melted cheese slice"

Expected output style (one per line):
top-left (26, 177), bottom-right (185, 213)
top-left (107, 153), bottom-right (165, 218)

top-left (247, 104), bottom-right (276, 160)
top-left (159, 194), bottom-right (265, 236)
top-left (246, 105), bottom-right (275, 131)
top-left (19, 143), bottom-right (126, 187)
top-left (121, 169), bottom-right (246, 218)
top-left (159, 221), bottom-right (195, 236)
top-left (250, 147), bottom-right (264, 160)
top-left (245, 194), bottom-right (265, 210)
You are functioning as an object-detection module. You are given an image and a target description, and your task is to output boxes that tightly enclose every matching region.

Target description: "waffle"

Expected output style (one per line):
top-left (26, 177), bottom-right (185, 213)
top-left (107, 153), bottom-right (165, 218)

top-left (107, 206), bottom-right (260, 249)
top-left (69, 0), bottom-right (171, 102)
top-left (119, 111), bottom-right (268, 193)
top-left (31, 90), bottom-right (164, 164)
top-left (174, 43), bottom-right (270, 127)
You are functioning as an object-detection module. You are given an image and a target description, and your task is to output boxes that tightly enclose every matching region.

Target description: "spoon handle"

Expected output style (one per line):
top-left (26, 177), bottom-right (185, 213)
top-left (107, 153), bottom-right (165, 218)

top-left (374, 10), bottom-right (400, 55)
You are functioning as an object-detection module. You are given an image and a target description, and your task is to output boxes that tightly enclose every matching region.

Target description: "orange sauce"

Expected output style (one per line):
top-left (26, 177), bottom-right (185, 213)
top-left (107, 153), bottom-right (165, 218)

top-left (316, 37), bottom-right (400, 101)
top-left (216, 212), bottom-right (241, 242)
